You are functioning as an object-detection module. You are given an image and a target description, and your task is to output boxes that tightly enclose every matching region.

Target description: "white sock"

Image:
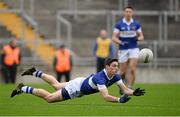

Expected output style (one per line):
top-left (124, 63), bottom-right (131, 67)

top-left (21, 86), bottom-right (34, 94)
top-left (32, 70), bottom-right (43, 78)
top-left (128, 85), bottom-right (133, 89)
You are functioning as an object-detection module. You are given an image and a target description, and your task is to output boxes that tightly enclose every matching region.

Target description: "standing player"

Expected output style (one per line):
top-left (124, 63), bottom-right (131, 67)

top-left (112, 6), bottom-right (144, 89)
top-left (11, 58), bottom-right (145, 103)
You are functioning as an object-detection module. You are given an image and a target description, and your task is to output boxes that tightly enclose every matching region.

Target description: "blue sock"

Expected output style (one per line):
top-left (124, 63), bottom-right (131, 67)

top-left (33, 70), bottom-right (43, 78)
top-left (21, 86), bottom-right (34, 94)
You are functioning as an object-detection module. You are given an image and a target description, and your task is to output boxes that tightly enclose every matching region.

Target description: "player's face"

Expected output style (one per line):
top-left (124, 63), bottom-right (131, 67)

top-left (123, 8), bottom-right (133, 20)
top-left (108, 61), bottom-right (119, 75)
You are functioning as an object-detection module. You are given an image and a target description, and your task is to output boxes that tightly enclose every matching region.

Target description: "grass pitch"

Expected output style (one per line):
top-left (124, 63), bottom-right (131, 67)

top-left (0, 83), bottom-right (180, 116)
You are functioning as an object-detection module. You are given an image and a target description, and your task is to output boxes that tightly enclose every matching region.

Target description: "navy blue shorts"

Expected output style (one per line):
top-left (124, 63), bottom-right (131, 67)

top-left (61, 88), bottom-right (71, 100)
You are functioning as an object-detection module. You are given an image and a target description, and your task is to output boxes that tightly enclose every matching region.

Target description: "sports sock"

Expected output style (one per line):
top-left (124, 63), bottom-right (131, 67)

top-left (128, 85), bottom-right (133, 89)
top-left (33, 70), bottom-right (43, 78)
top-left (122, 78), bottom-right (128, 85)
top-left (21, 86), bottom-right (34, 94)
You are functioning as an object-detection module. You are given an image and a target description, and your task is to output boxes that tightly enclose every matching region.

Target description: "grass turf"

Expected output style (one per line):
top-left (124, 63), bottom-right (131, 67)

top-left (0, 83), bottom-right (180, 116)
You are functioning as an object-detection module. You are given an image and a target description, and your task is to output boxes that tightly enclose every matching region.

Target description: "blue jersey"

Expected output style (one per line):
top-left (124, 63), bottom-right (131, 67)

top-left (80, 69), bottom-right (121, 95)
top-left (114, 18), bottom-right (141, 50)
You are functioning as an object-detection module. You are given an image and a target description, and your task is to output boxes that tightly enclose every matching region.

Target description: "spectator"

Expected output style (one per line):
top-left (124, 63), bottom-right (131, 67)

top-left (93, 29), bottom-right (114, 72)
top-left (1, 39), bottom-right (21, 84)
top-left (53, 44), bottom-right (73, 82)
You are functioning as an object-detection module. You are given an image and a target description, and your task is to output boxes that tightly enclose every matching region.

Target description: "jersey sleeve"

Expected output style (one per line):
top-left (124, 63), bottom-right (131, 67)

top-left (92, 75), bottom-right (106, 90)
top-left (114, 74), bottom-right (121, 82)
top-left (97, 84), bottom-right (107, 90)
top-left (136, 22), bottom-right (142, 33)
top-left (93, 77), bottom-right (105, 85)
top-left (116, 79), bottom-right (123, 85)
top-left (113, 23), bottom-right (120, 33)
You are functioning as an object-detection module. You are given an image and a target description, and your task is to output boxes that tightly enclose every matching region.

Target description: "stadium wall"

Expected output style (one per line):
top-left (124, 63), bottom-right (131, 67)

top-left (7, 67), bottom-right (180, 84)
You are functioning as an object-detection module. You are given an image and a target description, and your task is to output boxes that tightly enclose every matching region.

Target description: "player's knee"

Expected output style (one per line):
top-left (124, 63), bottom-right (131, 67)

top-left (45, 98), bottom-right (53, 103)
top-left (51, 79), bottom-right (60, 85)
top-left (45, 95), bottom-right (54, 103)
top-left (46, 99), bottom-right (53, 103)
top-left (130, 67), bottom-right (136, 75)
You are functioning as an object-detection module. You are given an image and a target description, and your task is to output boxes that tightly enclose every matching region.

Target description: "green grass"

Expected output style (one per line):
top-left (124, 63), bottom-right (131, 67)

top-left (0, 83), bottom-right (180, 116)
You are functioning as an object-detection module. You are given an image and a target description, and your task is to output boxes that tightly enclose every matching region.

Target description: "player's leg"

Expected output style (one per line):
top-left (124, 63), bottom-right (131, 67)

top-left (21, 67), bottom-right (67, 90)
top-left (128, 58), bottom-right (138, 89)
top-left (118, 50), bottom-right (129, 96)
top-left (33, 88), bottom-right (64, 103)
top-left (118, 50), bottom-right (129, 83)
top-left (128, 48), bottom-right (139, 89)
top-left (119, 63), bottom-right (129, 98)
top-left (41, 73), bottom-right (67, 90)
top-left (119, 62), bottom-right (128, 83)
top-left (10, 83), bottom-right (64, 103)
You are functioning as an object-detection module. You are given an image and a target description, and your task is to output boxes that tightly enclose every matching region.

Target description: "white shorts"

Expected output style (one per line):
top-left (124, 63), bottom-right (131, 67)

top-left (118, 48), bottom-right (139, 63)
top-left (64, 77), bottom-right (85, 99)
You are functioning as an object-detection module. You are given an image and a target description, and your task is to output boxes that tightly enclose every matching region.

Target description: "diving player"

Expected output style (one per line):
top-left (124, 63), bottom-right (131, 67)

top-left (11, 58), bottom-right (145, 103)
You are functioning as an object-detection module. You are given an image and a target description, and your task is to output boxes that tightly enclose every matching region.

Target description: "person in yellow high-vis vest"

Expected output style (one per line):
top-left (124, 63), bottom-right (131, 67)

top-left (1, 39), bottom-right (21, 83)
top-left (53, 45), bottom-right (73, 82)
top-left (93, 30), bottom-right (114, 72)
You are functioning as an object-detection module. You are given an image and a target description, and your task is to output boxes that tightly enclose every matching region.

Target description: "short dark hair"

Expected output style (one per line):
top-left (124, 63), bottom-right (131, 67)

top-left (123, 6), bottom-right (134, 11)
top-left (104, 58), bottom-right (118, 66)
top-left (60, 44), bottom-right (65, 49)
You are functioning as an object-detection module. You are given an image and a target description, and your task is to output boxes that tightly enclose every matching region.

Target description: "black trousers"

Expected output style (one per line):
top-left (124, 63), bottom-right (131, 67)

top-left (56, 71), bottom-right (70, 82)
top-left (96, 57), bottom-right (106, 73)
top-left (1, 65), bottom-right (17, 84)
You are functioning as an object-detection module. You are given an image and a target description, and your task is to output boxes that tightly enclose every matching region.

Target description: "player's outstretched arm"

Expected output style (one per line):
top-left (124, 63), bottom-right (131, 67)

top-left (117, 80), bottom-right (145, 96)
top-left (99, 87), bottom-right (119, 102)
top-left (99, 86), bottom-right (130, 103)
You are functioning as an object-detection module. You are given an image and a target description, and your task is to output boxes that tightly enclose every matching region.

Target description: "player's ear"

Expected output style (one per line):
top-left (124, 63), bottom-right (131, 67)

top-left (105, 64), bottom-right (110, 69)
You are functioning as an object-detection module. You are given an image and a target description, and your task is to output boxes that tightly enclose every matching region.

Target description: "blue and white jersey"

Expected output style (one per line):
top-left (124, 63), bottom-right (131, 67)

top-left (114, 18), bottom-right (142, 50)
top-left (80, 69), bottom-right (121, 95)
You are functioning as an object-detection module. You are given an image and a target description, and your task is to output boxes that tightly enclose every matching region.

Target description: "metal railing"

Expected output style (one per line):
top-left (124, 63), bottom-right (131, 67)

top-left (25, 39), bottom-right (180, 68)
top-left (21, 13), bottom-right (39, 52)
top-left (56, 10), bottom-right (180, 48)
top-left (56, 14), bottom-right (72, 49)
top-left (16, 0), bottom-right (179, 15)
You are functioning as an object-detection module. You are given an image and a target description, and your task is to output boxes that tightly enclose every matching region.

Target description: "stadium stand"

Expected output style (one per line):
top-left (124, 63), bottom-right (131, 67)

top-left (3, 0), bottom-right (179, 39)
top-left (0, 25), bottom-right (12, 38)
top-left (0, 0), bottom-right (180, 84)
top-left (1, 0), bottom-right (180, 66)
top-left (0, 1), bottom-right (55, 65)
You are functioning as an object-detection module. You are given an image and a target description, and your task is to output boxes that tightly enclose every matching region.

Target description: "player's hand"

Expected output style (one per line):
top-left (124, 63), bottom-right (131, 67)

top-left (119, 94), bottom-right (131, 103)
top-left (133, 88), bottom-right (145, 96)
